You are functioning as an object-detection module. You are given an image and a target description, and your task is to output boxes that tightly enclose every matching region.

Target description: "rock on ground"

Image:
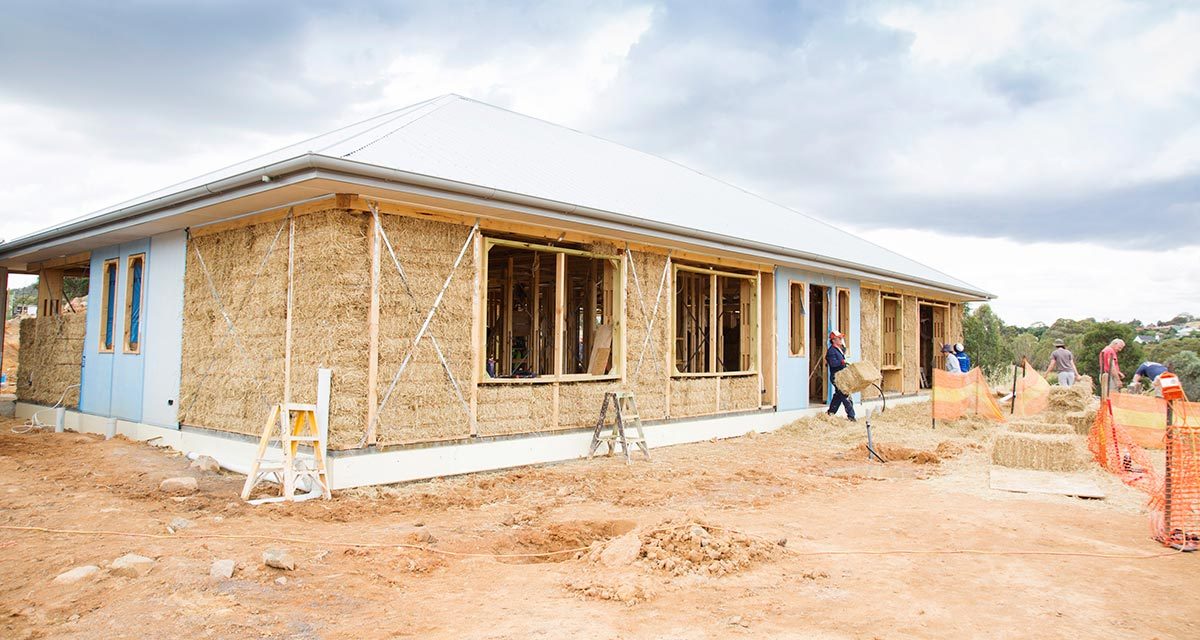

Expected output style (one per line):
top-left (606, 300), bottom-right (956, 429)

top-left (263, 547), bottom-right (296, 571)
top-left (159, 477), bottom-right (198, 495)
top-left (599, 531), bottom-right (642, 567)
top-left (168, 516), bottom-right (193, 532)
top-left (210, 559), bottom-right (235, 580)
top-left (110, 554), bottom-right (155, 578)
top-left (189, 455), bottom-right (221, 473)
top-left (53, 565), bottom-right (101, 585)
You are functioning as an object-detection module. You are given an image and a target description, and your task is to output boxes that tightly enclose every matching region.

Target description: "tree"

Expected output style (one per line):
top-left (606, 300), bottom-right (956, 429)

top-left (963, 304), bottom-right (1012, 376)
top-left (1079, 322), bottom-right (1144, 381)
top-left (1165, 351), bottom-right (1200, 400)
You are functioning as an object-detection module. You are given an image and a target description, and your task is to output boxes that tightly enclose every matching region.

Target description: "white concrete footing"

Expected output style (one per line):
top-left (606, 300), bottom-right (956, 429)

top-left (16, 393), bottom-right (927, 490)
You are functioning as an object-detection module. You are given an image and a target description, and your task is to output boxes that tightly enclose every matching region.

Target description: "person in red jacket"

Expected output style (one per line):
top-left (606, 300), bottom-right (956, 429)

top-left (1100, 338), bottom-right (1125, 395)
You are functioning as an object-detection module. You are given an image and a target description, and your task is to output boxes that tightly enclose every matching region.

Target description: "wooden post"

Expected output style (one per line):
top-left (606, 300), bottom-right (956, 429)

top-left (555, 253), bottom-right (565, 377)
top-left (0, 267), bottom-right (8, 381)
top-left (708, 272), bottom-right (718, 372)
top-left (531, 252), bottom-right (541, 373)
top-left (664, 257), bottom-right (673, 418)
top-left (283, 211), bottom-right (295, 404)
top-left (37, 268), bottom-right (65, 317)
top-left (470, 234), bottom-right (483, 436)
top-left (365, 205), bottom-right (382, 447)
top-left (755, 273), bottom-right (763, 406)
top-left (503, 256), bottom-right (514, 375)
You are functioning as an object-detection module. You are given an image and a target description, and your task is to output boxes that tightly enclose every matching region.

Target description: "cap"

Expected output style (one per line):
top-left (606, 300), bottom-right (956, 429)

top-left (1053, 339), bottom-right (1065, 347)
top-left (829, 331), bottom-right (844, 340)
top-left (954, 343), bottom-right (964, 352)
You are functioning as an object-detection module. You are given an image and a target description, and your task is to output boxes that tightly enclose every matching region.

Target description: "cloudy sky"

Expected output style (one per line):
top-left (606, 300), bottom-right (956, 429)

top-left (1, 0), bottom-right (1197, 326)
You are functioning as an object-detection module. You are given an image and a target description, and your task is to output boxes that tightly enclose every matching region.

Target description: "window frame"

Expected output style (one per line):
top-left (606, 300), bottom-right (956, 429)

top-left (123, 253), bottom-right (146, 354)
top-left (671, 263), bottom-right (759, 377)
top-left (788, 280), bottom-right (805, 357)
top-left (836, 287), bottom-right (851, 347)
top-left (479, 237), bottom-right (624, 384)
top-left (98, 258), bottom-right (119, 353)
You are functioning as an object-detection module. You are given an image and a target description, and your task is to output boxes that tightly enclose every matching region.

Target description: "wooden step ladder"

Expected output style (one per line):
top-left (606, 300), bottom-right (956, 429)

top-left (241, 402), bottom-right (331, 504)
top-left (588, 391), bottom-right (650, 463)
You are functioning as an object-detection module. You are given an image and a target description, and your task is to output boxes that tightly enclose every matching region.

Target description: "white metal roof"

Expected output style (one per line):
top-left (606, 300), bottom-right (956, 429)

top-left (2, 94), bottom-right (987, 297)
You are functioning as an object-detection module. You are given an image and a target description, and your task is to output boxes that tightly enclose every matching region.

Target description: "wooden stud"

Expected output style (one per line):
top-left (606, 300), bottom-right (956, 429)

top-left (283, 212), bottom-right (295, 404)
top-left (554, 253), bottom-right (565, 377)
top-left (503, 256), bottom-right (514, 374)
top-left (664, 257), bottom-right (673, 418)
top-left (708, 271), bottom-right (717, 374)
top-left (470, 232), bottom-right (483, 436)
top-left (755, 273), bottom-right (763, 405)
top-left (37, 268), bottom-right (65, 317)
top-left (531, 251), bottom-right (541, 373)
top-left (365, 204), bottom-right (382, 446)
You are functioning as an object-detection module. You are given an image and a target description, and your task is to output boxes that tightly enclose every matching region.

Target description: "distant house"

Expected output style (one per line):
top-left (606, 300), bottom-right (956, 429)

top-left (0, 94), bottom-right (992, 487)
top-left (1133, 334), bottom-right (1159, 344)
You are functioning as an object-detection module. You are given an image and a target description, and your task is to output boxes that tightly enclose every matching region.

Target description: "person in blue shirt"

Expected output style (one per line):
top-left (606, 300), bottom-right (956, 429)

top-left (1129, 361), bottom-right (1169, 394)
top-left (826, 331), bottom-right (856, 422)
top-left (954, 343), bottom-right (971, 372)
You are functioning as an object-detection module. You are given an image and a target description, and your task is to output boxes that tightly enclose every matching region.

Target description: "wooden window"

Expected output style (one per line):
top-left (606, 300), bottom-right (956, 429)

top-left (881, 296), bottom-right (901, 368)
top-left (483, 238), bottom-right (620, 382)
top-left (788, 281), bottom-right (805, 357)
top-left (837, 288), bottom-right (850, 345)
top-left (674, 264), bottom-right (758, 375)
top-left (123, 253), bottom-right (146, 353)
top-left (99, 259), bottom-right (118, 352)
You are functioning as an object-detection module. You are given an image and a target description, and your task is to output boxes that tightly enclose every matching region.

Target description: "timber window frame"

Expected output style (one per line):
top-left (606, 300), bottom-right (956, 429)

top-left (788, 280), bottom-right (805, 357)
top-left (672, 263), bottom-right (759, 376)
top-left (836, 287), bottom-right (850, 347)
top-left (480, 237), bottom-right (623, 384)
top-left (99, 258), bottom-right (119, 353)
top-left (880, 294), bottom-right (902, 370)
top-left (123, 253), bottom-right (146, 354)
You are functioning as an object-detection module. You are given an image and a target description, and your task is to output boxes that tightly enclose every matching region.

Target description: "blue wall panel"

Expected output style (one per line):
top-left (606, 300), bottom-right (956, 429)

top-left (80, 247), bottom-right (119, 416)
top-left (110, 240), bottom-right (150, 421)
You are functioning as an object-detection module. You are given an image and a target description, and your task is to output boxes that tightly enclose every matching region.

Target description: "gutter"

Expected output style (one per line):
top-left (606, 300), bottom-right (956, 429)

top-left (0, 153), bottom-right (993, 300)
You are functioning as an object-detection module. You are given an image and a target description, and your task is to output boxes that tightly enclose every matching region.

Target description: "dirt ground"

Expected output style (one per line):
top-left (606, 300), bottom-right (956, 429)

top-left (1, 402), bottom-right (1196, 640)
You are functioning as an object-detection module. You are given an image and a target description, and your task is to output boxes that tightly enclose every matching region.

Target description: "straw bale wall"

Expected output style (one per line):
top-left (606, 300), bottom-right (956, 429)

top-left (721, 374), bottom-right (760, 412)
top-left (623, 249), bottom-right (672, 420)
top-left (178, 218), bottom-right (289, 435)
top-left (947, 303), bottom-right (963, 345)
top-left (288, 211), bottom-right (371, 449)
top-left (476, 383), bottom-right (555, 436)
top-left (375, 215), bottom-right (476, 445)
top-left (16, 313), bottom-right (85, 408)
top-left (557, 380), bottom-right (618, 429)
top-left (859, 288), bottom-right (881, 367)
top-left (670, 377), bottom-right (717, 417)
top-left (902, 295), bottom-right (919, 394)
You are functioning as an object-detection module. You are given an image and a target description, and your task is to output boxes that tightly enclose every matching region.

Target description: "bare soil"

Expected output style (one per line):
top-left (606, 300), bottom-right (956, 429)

top-left (0, 403), bottom-right (1196, 639)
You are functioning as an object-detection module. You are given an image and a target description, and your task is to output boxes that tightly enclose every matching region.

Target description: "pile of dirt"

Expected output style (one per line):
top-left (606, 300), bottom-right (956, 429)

top-left (638, 519), bottom-right (782, 577)
top-left (563, 572), bottom-right (656, 606)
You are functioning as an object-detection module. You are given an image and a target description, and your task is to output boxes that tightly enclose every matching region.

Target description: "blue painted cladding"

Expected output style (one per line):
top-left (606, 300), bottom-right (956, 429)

top-left (774, 267), bottom-right (861, 411)
top-left (78, 240), bottom-right (149, 421)
top-left (80, 248), bottom-right (119, 416)
top-left (110, 240), bottom-right (149, 421)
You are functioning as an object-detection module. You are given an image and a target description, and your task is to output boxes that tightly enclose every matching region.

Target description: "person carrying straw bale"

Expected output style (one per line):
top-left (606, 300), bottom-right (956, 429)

top-left (1100, 338), bottom-right (1125, 396)
top-left (825, 331), bottom-right (856, 422)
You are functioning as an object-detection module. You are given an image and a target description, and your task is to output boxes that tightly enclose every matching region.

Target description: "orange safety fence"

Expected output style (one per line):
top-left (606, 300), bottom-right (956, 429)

top-left (931, 368), bottom-right (1005, 422)
top-left (1012, 362), bottom-right (1051, 417)
top-left (1089, 397), bottom-right (1200, 547)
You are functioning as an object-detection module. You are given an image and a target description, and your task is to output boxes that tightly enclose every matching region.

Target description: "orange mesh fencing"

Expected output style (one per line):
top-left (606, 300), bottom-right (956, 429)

top-left (1012, 362), bottom-right (1050, 417)
top-left (932, 368), bottom-right (1004, 422)
top-left (1089, 398), bottom-right (1200, 547)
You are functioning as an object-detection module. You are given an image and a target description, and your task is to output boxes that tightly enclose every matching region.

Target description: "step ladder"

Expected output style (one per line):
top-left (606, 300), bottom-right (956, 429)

top-left (241, 402), bottom-right (331, 504)
top-left (588, 391), bottom-right (650, 463)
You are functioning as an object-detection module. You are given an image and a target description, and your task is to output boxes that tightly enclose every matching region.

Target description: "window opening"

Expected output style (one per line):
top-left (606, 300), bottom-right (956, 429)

top-left (99, 259), bottom-right (118, 352)
top-left (674, 265), bottom-right (757, 375)
top-left (124, 254), bottom-right (145, 353)
top-left (788, 282), bottom-right (805, 356)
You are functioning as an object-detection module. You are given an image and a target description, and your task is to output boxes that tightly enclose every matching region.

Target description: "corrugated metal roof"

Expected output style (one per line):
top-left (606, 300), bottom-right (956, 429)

top-left (4, 94), bottom-right (987, 296)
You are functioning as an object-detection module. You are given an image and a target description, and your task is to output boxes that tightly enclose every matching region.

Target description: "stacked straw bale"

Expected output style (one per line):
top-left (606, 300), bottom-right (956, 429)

top-left (859, 289), bottom-right (881, 367)
top-left (1006, 421), bottom-right (1074, 435)
top-left (991, 432), bottom-right (1089, 472)
top-left (901, 295), bottom-right (919, 394)
top-left (15, 314), bottom-right (85, 408)
top-left (1065, 409), bottom-right (1098, 435)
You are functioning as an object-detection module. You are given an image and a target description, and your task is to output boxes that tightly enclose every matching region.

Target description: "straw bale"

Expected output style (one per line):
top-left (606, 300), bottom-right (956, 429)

top-left (835, 361), bottom-right (881, 394)
top-left (178, 217), bottom-right (288, 435)
top-left (670, 377), bottom-right (718, 418)
top-left (991, 432), bottom-right (1089, 472)
top-left (1007, 421), bottom-right (1074, 435)
top-left (947, 303), bottom-right (963, 345)
top-left (1065, 409), bottom-right (1097, 435)
top-left (288, 210), bottom-right (371, 449)
top-left (15, 313), bottom-right (85, 408)
top-left (1047, 383), bottom-right (1091, 413)
top-left (558, 381), bottom-right (616, 429)
top-left (859, 289), bottom-right (880, 367)
top-left (476, 383), bottom-right (555, 436)
top-left (623, 249), bottom-right (671, 421)
top-left (375, 215), bottom-right (476, 445)
top-left (722, 374), bottom-right (759, 412)
top-left (901, 295), bottom-right (918, 394)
